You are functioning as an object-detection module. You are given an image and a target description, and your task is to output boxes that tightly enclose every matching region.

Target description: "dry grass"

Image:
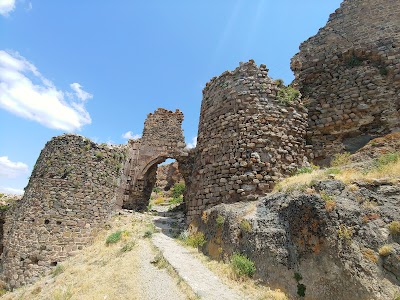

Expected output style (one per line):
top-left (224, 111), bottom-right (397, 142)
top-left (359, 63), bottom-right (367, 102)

top-left (178, 244), bottom-right (287, 300)
top-left (2, 214), bottom-right (170, 300)
top-left (378, 244), bottom-right (394, 257)
top-left (274, 157), bottom-right (400, 193)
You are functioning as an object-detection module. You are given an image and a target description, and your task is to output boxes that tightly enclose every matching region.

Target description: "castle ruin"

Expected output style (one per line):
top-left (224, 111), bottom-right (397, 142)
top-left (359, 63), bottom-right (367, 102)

top-left (0, 0), bottom-right (399, 290)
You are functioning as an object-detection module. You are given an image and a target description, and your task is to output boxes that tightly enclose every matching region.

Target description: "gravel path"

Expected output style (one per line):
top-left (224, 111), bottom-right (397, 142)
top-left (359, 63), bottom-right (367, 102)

top-left (135, 239), bottom-right (187, 300)
top-left (152, 233), bottom-right (243, 300)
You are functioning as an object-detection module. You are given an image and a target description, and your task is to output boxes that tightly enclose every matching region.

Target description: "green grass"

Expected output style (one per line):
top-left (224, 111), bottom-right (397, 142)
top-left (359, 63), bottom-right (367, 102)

top-left (331, 152), bottom-right (351, 167)
top-left (230, 253), bottom-right (256, 278)
top-left (143, 224), bottom-right (156, 238)
top-left (276, 85), bottom-right (301, 106)
top-left (374, 152), bottom-right (399, 170)
top-left (171, 182), bottom-right (185, 198)
top-left (52, 264), bottom-right (66, 277)
top-left (216, 215), bottom-right (225, 227)
top-left (105, 230), bottom-right (123, 245)
top-left (184, 232), bottom-right (207, 248)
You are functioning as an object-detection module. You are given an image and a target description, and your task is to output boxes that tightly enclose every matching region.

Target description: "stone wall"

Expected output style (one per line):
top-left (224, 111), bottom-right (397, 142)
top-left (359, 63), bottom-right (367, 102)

top-left (185, 60), bottom-right (309, 223)
top-left (1, 135), bottom-right (126, 288)
top-left (291, 0), bottom-right (400, 164)
top-left (119, 108), bottom-right (187, 210)
top-left (155, 162), bottom-right (183, 191)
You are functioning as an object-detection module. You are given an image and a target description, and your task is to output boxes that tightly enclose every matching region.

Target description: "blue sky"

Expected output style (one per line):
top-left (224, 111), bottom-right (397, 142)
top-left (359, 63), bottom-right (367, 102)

top-left (0, 0), bottom-right (342, 194)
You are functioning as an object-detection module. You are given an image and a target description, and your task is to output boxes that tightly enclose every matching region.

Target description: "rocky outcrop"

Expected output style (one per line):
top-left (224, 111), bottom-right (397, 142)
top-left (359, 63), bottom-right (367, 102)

top-left (195, 179), bottom-right (400, 299)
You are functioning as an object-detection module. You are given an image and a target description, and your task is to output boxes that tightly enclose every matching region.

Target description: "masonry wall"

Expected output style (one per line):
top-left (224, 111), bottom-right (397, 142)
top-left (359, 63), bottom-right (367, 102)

top-left (119, 108), bottom-right (187, 210)
top-left (186, 60), bottom-right (309, 223)
top-left (291, 0), bottom-right (400, 164)
top-left (2, 135), bottom-right (126, 288)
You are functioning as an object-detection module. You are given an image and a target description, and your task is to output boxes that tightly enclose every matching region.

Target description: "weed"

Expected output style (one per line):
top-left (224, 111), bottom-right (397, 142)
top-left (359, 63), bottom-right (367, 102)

top-left (388, 221), bottom-right (400, 235)
top-left (374, 152), bottom-right (399, 170)
top-left (277, 86), bottom-right (301, 106)
top-left (325, 167), bottom-right (342, 175)
top-left (338, 224), bottom-right (353, 242)
top-left (52, 264), bottom-right (65, 277)
top-left (146, 203), bottom-right (153, 211)
top-left (106, 230), bottom-right (124, 245)
top-left (240, 219), bottom-right (252, 233)
top-left (151, 253), bottom-right (168, 269)
top-left (120, 241), bottom-right (136, 253)
top-left (184, 232), bottom-right (207, 248)
top-left (95, 152), bottom-right (103, 160)
top-left (274, 78), bottom-right (284, 87)
top-left (172, 182), bottom-right (186, 198)
top-left (53, 286), bottom-right (73, 300)
top-left (143, 224), bottom-right (156, 238)
top-left (294, 272), bottom-right (303, 282)
top-left (362, 213), bottom-right (380, 223)
top-left (345, 55), bottom-right (363, 68)
top-left (297, 283), bottom-right (306, 297)
top-left (331, 152), bottom-right (351, 167)
top-left (320, 191), bottom-right (336, 212)
top-left (201, 211), bottom-right (208, 223)
top-left (152, 187), bottom-right (161, 194)
top-left (169, 195), bottom-right (183, 205)
top-left (153, 197), bottom-right (165, 205)
top-left (379, 67), bottom-right (388, 76)
top-left (378, 244), bottom-right (393, 257)
top-left (216, 215), bottom-right (225, 227)
top-left (295, 167), bottom-right (313, 175)
top-left (230, 253), bottom-right (256, 278)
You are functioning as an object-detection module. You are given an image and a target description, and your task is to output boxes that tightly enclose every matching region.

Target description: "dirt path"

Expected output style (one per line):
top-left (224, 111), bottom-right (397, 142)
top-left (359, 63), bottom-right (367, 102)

top-left (152, 232), bottom-right (244, 300)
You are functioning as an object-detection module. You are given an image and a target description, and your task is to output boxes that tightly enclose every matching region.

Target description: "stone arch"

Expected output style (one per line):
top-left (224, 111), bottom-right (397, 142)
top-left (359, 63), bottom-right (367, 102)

top-left (118, 108), bottom-right (189, 210)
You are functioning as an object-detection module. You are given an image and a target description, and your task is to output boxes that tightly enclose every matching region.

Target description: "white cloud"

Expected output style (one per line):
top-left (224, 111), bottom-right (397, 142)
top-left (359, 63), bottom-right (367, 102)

top-left (0, 50), bottom-right (92, 131)
top-left (0, 0), bottom-right (15, 16)
top-left (0, 186), bottom-right (24, 195)
top-left (0, 156), bottom-right (29, 178)
top-left (70, 83), bottom-right (93, 101)
top-left (186, 136), bottom-right (197, 149)
top-left (122, 131), bottom-right (141, 140)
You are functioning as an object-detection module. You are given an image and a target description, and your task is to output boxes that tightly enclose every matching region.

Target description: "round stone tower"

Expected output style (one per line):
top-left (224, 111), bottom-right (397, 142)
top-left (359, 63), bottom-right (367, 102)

top-left (186, 60), bottom-right (309, 222)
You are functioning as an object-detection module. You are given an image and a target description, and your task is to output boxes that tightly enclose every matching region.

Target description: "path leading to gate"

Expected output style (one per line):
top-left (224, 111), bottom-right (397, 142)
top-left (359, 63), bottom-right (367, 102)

top-left (151, 207), bottom-right (244, 300)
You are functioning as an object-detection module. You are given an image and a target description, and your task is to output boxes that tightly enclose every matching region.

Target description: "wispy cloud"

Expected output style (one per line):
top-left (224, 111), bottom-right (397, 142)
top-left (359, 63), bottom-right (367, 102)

top-left (0, 0), bottom-right (15, 16)
top-left (0, 156), bottom-right (29, 178)
top-left (0, 50), bottom-right (92, 131)
top-left (122, 131), bottom-right (141, 140)
top-left (186, 136), bottom-right (197, 149)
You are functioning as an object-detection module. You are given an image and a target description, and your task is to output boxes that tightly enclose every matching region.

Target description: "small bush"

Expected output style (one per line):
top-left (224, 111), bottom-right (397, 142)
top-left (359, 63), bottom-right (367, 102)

top-left (106, 230), bottom-right (123, 245)
top-left (216, 215), bottom-right (225, 227)
top-left (294, 272), bottom-right (303, 282)
top-left (169, 195), bottom-right (183, 205)
top-left (346, 55), bottom-right (363, 68)
top-left (120, 241), bottom-right (136, 253)
top-left (338, 225), bottom-right (353, 242)
top-left (331, 152), bottom-right (351, 167)
top-left (152, 187), bottom-right (161, 194)
top-left (378, 245), bottom-right (393, 257)
top-left (230, 253), bottom-right (256, 278)
top-left (143, 224), bottom-right (156, 238)
top-left (277, 86), bottom-right (301, 106)
top-left (240, 219), bottom-right (252, 233)
top-left (52, 264), bottom-right (65, 277)
top-left (185, 232), bottom-right (206, 248)
top-left (171, 182), bottom-right (185, 198)
top-left (297, 283), bottom-right (306, 297)
top-left (379, 67), bottom-right (388, 76)
top-left (388, 221), bottom-right (400, 235)
top-left (95, 152), bottom-right (103, 160)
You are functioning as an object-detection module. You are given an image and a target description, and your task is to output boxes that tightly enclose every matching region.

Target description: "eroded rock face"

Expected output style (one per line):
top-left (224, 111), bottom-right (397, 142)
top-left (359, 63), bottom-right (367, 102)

top-left (196, 180), bottom-right (400, 300)
top-left (291, 0), bottom-right (400, 165)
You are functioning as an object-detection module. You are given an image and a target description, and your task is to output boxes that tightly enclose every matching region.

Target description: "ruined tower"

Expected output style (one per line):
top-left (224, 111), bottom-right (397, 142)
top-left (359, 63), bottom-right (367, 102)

top-left (186, 60), bottom-right (309, 222)
top-left (291, 0), bottom-right (400, 164)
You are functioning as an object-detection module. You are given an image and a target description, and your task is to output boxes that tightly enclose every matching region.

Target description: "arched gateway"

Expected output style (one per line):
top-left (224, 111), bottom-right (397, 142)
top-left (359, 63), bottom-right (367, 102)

top-left (117, 108), bottom-right (188, 210)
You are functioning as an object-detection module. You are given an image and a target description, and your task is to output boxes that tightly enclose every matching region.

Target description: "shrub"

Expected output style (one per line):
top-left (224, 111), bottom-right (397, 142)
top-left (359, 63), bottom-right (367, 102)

top-left (378, 245), bottom-right (393, 257)
top-left (388, 221), bottom-right (400, 235)
top-left (52, 264), bottom-right (65, 277)
top-left (216, 215), bottom-right (225, 227)
top-left (331, 152), bottom-right (351, 167)
top-left (169, 195), bottom-right (183, 205)
top-left (240, 219), bottom-right (252, 233)
top-left (297, 283), bottom-right (306, 297)
top-left (120, 241), bottom-right (136, 253)
top-left (106, 230), bottom-right (123, 245)
top-left (143, 224), bottom-right (156, 238)
top-left (171, 182), bottom-right (185, 198)
top-left (185, 232), bottom-right (206, 248)
top-left (95, 152), bottom-right (103, 160)
top-left (346, 55), bottom-right (363, 68)
top-left (338, 225), bottom-right (353, 242)
top-left (230, 253), bottom-right (256, 278)
top-left (277, 86), bottom-right (301, 106)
